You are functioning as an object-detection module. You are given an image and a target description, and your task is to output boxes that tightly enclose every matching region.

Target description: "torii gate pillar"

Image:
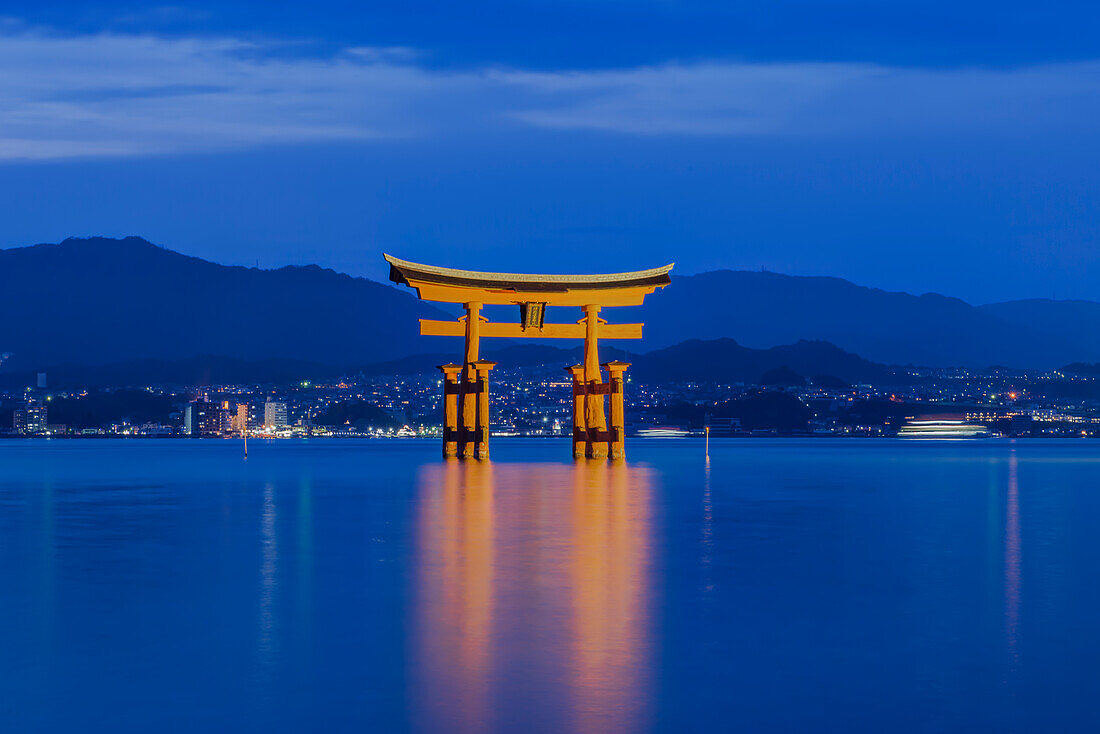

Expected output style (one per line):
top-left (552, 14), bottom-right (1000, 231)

top-left (582, 305), bottom-right (608, 459)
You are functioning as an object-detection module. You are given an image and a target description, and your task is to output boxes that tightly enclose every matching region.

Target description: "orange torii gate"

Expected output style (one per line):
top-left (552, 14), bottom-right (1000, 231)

top-left (384, 255), bottom-right (673, 460)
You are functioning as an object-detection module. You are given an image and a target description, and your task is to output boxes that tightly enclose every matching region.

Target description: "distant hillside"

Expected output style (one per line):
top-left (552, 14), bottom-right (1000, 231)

top-left (980, 299), bottom-right (1100, 361)
top-left (5, 238), bottom-right (1100, 372)
top-left (0, 237), bottom-right (450, 369)
top-left (631, 270), bottom-right (1085, 368)
top-left (356, 344), bottom-right (597, 376)
top-left (0, 337), bottom-right (888, 389)
top-left (1059, 362), bottom-right (1100, 377)
top-left (0, 356), bottom-right (340, 390)
top-left (629, 338), bottom-right (887, 385)
top-left (363, 338), bottom-right (886, 385)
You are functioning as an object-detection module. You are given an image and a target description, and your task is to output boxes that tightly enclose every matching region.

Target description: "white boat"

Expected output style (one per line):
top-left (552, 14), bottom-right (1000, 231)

top-left (898, 418), bottom-right (991, 439)
top-left (636, 426), bottom-right (691, 438)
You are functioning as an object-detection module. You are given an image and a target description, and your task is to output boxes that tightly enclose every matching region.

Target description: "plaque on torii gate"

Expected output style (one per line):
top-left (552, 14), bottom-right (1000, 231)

top-left (384, 254), bottom-right (673, 460)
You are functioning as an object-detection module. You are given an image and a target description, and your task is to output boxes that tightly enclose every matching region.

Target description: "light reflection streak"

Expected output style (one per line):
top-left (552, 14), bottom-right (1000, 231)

top-left (1005, 451), bottom-right (1020, 659)
top-left (259, 481), bottom-right (278, 671)
top-left (569, 460), bottom-right (653, 734)
top-left (702, 457), bottom-right (714, 593)
top-left (413, 460), bottom-right (652, 734)
top-left (414, 460), bottom-right (495, 733)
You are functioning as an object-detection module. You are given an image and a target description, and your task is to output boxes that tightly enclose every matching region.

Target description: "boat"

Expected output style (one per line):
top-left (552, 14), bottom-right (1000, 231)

top-left (898, 417), bottom-right (992, 439)
top-left (636, 426), bottom-right (691, 438)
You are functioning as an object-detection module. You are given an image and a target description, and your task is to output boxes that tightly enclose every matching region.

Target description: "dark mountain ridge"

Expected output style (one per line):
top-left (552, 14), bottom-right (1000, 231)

top-left (3, 236), bottom-right (1099, 372)
top-left (632, 270), bottom-right (1084, 368)
top-left (0, 236), bottom-right (450, 368)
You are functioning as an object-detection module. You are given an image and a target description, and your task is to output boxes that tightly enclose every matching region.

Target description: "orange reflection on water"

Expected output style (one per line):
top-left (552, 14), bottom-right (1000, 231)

top-left (412, 460), bottom-right (654, 734)
top-left (568, 461), bottom-right (653, 733)
top-left (413, 460), bottom-right (496, 733)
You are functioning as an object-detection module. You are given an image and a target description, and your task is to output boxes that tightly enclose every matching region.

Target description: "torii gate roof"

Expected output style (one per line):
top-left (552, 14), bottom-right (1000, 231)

top-left (384, 254), bottom-right (674, 306)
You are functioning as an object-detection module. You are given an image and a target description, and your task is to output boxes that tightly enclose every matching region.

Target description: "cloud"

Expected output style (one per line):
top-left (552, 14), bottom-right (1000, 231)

top-left (502, 62), bottom-right (1100, 136)
top-left (500, 63), bottom-right (878, 134)
top-left (0, 28), bottom-right (479, 160)
top-left (0, 24), bottom-right (1099, 161)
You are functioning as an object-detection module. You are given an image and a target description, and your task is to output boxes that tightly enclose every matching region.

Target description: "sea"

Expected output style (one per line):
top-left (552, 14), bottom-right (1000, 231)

top-left (2, 437), bottom-right (1099, 733)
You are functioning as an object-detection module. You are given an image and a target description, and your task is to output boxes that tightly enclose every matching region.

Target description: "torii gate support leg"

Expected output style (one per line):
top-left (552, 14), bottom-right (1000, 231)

top-left (604, 361), bottom-right (630, 460)
top-left (439, 363), bottom-right (462, 458)
top-left (474, 360), bottom-right (496, 460)
top-left (566, 364), bottom-right (587, 459)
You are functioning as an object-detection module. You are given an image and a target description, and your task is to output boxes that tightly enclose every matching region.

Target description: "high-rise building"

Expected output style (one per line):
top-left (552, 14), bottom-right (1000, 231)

top-left (216, 401), bottom-right (235, 435)
top-left (231, 403), bottom-right (250, 433)
top-left (264, 399), bottom-right (288, 429)
top-left (185, 400), bottom-right (221, 437)
top-left (184, 402), bottom-right (201, 436)
top-left (24, 394), bottom-right (47, 434)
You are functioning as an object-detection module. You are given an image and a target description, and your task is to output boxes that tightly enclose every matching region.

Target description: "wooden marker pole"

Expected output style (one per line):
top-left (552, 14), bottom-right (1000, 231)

top-left (603, 361), bottom-right (630, 460)
top-left (582, 305), bottom-right (608, 458)
top-left (474, 360), bottom-right (496, 460)
top-left (566, 364), bottom-right (587, 459)
top-left (461, 302), bottom-right (482, 459)
top-left (439, 363), bottom-right (462, 458)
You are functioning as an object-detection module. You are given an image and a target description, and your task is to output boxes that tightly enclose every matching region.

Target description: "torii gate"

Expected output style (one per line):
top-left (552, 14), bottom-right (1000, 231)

top-left (384, 254), bottom-right (673, 460)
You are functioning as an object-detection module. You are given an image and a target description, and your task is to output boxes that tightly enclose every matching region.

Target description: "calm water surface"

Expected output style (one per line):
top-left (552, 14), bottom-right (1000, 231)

top-left (2, 438), bottom-right (1100, 732)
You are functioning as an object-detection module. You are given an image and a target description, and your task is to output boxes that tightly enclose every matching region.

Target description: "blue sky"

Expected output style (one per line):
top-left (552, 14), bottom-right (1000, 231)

top-left (1, 1), bottom-right (1099, 302)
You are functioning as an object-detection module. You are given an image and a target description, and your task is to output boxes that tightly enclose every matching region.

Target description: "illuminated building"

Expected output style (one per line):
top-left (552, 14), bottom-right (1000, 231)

top-left (217, 401), bottom-right (235, 434)
top-left (23, 394), bottom-right (47, 434)
top-left (184, 400), bottom-right (223, 437)
top-left (231, 403), bottom-right (250, 433)
top-left (264, 399), bottom-right (288, 428)
top-left (184, 401), bottom-right (205, 436)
